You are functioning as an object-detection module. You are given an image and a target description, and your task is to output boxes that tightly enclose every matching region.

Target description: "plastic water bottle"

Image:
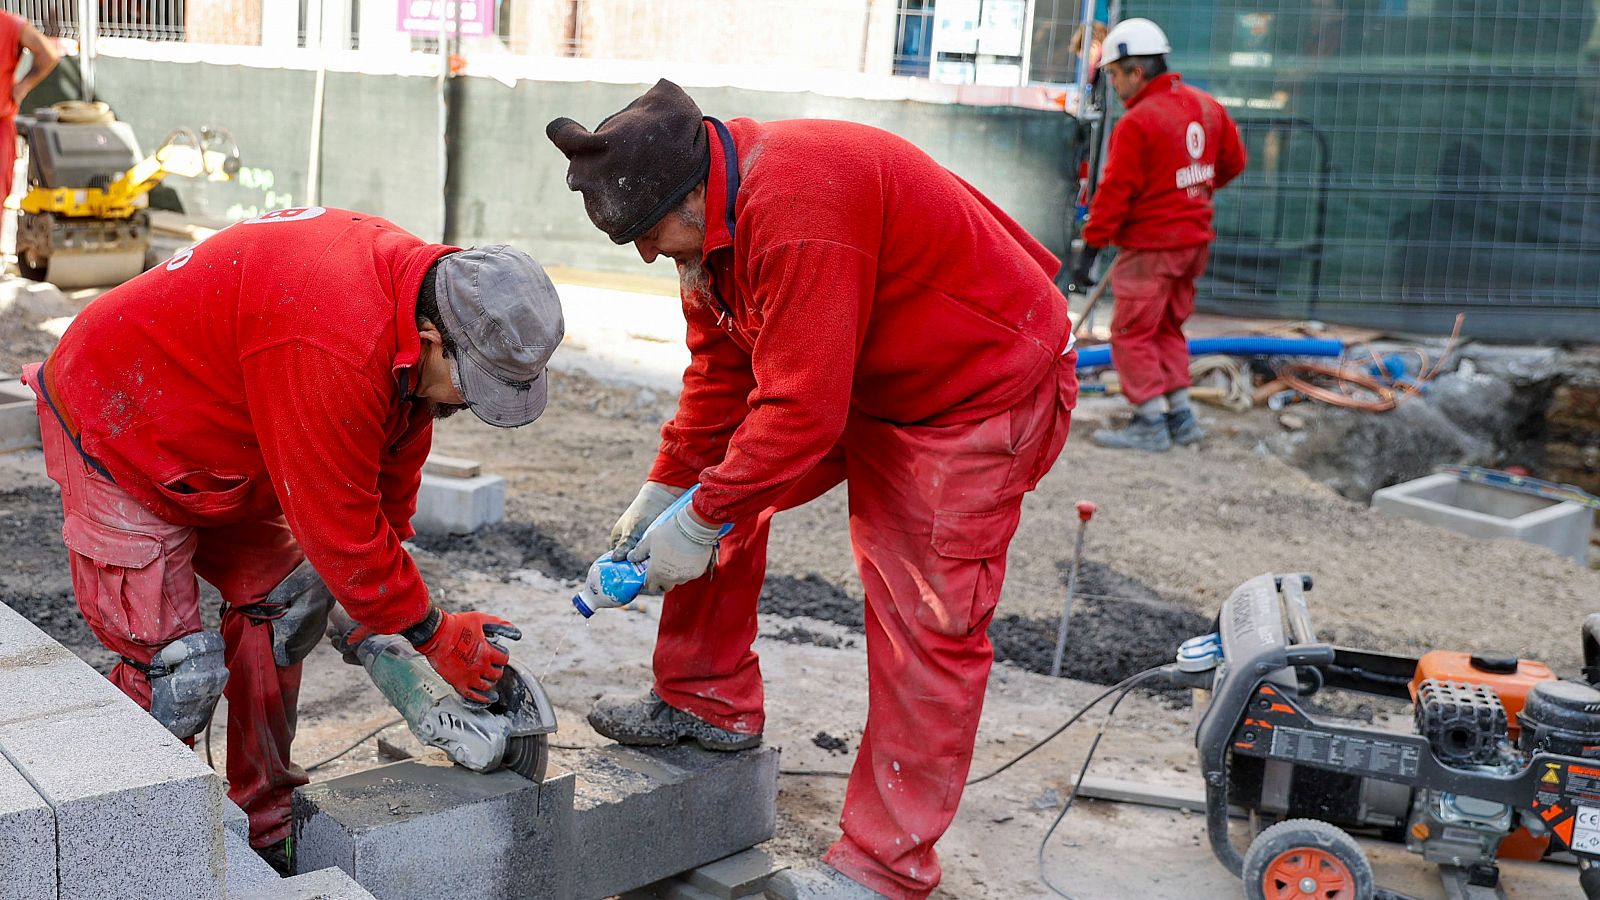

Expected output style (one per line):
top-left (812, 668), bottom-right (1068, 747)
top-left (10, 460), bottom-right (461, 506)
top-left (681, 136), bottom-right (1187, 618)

top-left (571, 486), bottom-right (731, 617)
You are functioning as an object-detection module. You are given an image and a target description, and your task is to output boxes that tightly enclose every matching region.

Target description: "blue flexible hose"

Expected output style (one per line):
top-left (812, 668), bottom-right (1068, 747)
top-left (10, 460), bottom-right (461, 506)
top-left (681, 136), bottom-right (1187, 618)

top-left (1073, 336), bottom-right (1344, 369)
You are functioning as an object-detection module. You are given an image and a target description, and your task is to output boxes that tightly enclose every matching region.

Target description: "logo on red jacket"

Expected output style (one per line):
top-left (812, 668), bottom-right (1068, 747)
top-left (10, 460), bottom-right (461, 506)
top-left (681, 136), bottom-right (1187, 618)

top-left (245, 206), bottom-right (327, 225)
top-left (1176, 122), bottom-right (1215, 193)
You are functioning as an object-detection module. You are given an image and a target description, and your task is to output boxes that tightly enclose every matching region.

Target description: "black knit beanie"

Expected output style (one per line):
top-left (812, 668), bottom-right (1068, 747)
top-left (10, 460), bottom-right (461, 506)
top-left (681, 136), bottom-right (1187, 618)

top-left (546, 79), bottom-right (711, 245)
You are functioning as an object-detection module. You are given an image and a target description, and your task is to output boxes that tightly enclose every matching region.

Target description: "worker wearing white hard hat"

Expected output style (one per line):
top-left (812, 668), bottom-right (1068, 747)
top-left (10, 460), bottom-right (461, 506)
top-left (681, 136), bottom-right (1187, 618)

top-left (1080, 17), bottom-right (1247, 453)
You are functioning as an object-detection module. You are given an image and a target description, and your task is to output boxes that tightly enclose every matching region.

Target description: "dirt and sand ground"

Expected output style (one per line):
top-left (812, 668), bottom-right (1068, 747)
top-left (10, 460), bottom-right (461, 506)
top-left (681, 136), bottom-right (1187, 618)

top-left (1, 274), bottom-right (1597, 898)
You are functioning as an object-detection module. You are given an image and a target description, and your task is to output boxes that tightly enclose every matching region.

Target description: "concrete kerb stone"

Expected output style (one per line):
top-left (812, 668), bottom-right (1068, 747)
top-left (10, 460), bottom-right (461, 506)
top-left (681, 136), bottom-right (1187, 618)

top-left (226, 825), bottom-right (281, 892)
top-left (565, 745), bottom-right (779, 899)
top-left (0, 600), bottom-right (229, 899)
top-left (231, 867), bottom-right (379, 900)
top-left (293, 745), bottom-right (779, 900)
top-left (0, 745), bottom-right (54, 900)
top-left (293, 755), bottom-right (577, 900)
top-left (226, 796), bottom-right (252, 840)
top-left (0, 379), bottom-right (39, 453)
top-left (413, 471), bottom-right (506, 535)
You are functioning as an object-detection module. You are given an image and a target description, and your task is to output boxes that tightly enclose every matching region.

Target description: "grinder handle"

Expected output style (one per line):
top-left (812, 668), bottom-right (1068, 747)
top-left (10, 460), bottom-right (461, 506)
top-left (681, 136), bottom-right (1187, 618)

top-left (1582, 613), bottom-right (1600, 686)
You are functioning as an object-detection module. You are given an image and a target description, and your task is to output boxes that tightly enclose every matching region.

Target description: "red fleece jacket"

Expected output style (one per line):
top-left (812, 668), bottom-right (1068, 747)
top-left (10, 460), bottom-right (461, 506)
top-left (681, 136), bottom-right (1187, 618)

top-left (46, 208), bottom-right (454, 632)
top-left (648, 117), bottom-right (1071, 525)
top-left (1083, 73), bottom-right (1246, 250)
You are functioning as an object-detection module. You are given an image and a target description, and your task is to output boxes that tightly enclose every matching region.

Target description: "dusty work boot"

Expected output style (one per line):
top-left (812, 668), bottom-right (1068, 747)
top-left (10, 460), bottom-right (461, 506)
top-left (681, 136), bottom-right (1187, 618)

top-left (1166, 406), bottom-right (1204, 446)
top-left (765, 864), bottom-right (889, 899)
top-left (588, 690), bottom-right (762, 751)
top-left (1090, 414), bottom-right (1172, 452)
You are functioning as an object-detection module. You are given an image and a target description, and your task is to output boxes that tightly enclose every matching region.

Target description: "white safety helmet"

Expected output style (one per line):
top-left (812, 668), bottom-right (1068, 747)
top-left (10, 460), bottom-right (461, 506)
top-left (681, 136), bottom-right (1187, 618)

top-left (1098, 18), bottom-right (1172, 68)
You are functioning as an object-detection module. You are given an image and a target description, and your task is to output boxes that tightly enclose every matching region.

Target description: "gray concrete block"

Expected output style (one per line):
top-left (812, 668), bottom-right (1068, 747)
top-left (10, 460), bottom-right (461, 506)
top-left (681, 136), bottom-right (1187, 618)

top-left (225, 796), bottom-right (252, 840)
top-left (226, 825), bottom-right (281, 891)
top-left (0, 381), bottom-right (38, 454)
top-left (2, 702), bottom-right (229, 899)
top-left (1372, 472), bottom-right (1592, 565)
top-left (413, 472), bottom-right (505, 535)
top-left (293, 756), bottom-right (576, 900)
top-left (683, 847), bottom-right (780, 898)
top-left (0, 600), bottom-right (229, 899)
top-left (565, 745), bottom-right (779, 900)
top-left (0, 748), bottom-right (55, 900)
top-left (233, 867), bottom-right (378, 900)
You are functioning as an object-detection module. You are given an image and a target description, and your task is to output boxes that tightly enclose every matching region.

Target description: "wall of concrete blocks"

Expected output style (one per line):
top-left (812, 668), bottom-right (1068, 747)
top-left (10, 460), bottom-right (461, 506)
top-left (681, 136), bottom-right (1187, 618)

top-left (87, 58), bottom-right (1072, 273)
top-left (0, 599), bottom-right (373, 899)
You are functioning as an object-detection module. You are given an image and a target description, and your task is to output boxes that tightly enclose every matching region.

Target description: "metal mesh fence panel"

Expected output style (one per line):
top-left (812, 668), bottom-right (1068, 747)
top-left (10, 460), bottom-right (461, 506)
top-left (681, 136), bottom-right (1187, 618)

top-left (5, 0), bottom-right (189, 41)
top-left (1053, 1), bottom-right (1600, 339)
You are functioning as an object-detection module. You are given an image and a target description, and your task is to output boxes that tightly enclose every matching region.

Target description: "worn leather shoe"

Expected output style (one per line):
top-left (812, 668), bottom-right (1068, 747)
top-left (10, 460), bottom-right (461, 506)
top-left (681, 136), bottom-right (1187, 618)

top-left (1166, 407), bottom-right (1204, 446)
top-left (588, 690), bottom-right (762, 751)
top-left (1090, 414), bottom-right (1173, 452)
top-left (765, 864), bottom-right (888, 899)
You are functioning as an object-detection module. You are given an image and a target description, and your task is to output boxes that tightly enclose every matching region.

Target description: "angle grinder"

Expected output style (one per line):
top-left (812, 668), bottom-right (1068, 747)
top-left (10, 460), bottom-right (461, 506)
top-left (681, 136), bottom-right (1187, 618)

top-left (326, 608), bottom-right (558, 780)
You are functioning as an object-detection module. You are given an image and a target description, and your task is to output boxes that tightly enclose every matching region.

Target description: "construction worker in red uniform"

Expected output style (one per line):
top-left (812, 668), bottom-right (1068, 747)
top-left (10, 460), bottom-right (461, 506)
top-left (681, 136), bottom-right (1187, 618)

top-left (19, 208), bottom-right (564, 872)
top-left (546, 81), bottom-right (1077, 900)
top-left (0, 12), bottom-right (59, 199)
top-left (1081, 18), bottom-right (1246, 452)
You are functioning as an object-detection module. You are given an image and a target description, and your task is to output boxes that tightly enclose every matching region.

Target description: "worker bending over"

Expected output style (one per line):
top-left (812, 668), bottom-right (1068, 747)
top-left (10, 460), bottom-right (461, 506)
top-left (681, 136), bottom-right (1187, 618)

top-left (21, 208), bottom-right (563, 871)
top-left (1082, 18), bottom-right (1246, 452)
top-left (546, 81), bottom-right (1076, 900)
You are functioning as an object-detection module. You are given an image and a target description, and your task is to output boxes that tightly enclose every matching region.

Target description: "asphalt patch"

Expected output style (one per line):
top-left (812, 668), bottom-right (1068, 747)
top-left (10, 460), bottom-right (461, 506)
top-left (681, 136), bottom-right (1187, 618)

top-left (411, 520), bottom-right (588, 582)
top-left (758, 561), bottom-right (1208, 699)
top-left (769, 624), bottom-right (853, 649)
top-left (811, 731), bottom-right (850, 755)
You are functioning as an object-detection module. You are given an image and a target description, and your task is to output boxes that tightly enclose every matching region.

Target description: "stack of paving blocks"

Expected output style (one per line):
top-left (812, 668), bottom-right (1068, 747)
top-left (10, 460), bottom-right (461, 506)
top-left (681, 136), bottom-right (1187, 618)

top-left (0, 600), bottom-right (372, 899)
top-left (413, 453), bottom-right (506, 535)
top-left (295, 743), bottom-right (780, 899)
top-left (0, 377), bottom-right (39, 453)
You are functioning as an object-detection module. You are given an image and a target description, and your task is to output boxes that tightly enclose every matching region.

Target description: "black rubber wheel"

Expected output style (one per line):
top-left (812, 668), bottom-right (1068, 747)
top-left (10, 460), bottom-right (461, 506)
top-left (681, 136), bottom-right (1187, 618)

top-left (17, 249), bottom-right (46, 282)
top-left (1242, 818), bottom-right (1375, 900)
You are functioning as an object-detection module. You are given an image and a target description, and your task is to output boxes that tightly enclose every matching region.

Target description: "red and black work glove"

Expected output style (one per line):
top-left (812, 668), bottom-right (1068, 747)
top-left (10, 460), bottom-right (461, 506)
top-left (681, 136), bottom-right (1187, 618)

top-left (403, 607), bottom-right (523, 703)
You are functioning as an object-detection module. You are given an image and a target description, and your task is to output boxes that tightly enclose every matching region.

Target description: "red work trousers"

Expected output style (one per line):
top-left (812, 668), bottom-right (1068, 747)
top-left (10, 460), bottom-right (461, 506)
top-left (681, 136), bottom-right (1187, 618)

top-left (654, 354), bottom-right (1078, 899)
top-left (24, 364), bottom-right (308, 850)
top-left (1109, 244), bottom-right (1209, 405)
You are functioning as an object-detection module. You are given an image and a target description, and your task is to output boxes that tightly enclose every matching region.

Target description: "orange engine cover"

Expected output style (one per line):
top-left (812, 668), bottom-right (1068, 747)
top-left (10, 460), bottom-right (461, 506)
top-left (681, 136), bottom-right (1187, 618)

top-left (1409, 650), bottom-right (1557, 742)
top-left (1409, 650), bottom-right (1559, 860)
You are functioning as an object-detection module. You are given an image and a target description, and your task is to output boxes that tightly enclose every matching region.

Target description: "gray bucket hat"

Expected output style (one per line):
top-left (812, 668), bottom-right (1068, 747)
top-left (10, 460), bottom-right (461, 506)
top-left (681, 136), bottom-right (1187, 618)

top-left (434, 245), bottom-right (565, 427)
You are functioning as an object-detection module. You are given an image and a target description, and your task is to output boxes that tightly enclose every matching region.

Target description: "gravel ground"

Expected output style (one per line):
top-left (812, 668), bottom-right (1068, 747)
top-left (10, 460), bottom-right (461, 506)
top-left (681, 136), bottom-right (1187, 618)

top-left (4, 292), bottom-right (1598, 898)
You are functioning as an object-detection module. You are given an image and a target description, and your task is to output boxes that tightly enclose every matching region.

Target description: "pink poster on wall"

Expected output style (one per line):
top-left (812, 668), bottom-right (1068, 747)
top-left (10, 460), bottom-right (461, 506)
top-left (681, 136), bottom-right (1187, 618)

top-left (397, 0), bottom-right (494, 38)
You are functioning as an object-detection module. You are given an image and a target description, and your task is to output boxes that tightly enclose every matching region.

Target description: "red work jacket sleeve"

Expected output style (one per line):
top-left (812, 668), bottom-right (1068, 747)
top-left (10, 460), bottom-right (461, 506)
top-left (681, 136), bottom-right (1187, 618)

top-left (242, 342), bottom-right (430, 633)
top-left (1214, 109), bottom-right (1248, 189)
top-left (691, 240), bottom-right (873, 525)
top-left (649, 296), bottom-right (757, 488)
top-left (1082, 117), bottom-right (1147, 248)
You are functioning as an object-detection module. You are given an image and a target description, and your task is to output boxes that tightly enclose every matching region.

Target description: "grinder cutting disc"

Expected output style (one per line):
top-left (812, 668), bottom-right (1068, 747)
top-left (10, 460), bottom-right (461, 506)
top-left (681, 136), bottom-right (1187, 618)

top-left (487, 660), bottom-right (559, 782)
top-left (501, 733), bottom-right (550, 781)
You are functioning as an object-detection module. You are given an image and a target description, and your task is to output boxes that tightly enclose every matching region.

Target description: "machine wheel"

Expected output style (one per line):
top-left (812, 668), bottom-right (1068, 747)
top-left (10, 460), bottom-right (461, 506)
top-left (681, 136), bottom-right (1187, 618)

top-left (17, 248), bottom-right (47, 282)
top-left (1242, 818), bottom-right (1374, 900)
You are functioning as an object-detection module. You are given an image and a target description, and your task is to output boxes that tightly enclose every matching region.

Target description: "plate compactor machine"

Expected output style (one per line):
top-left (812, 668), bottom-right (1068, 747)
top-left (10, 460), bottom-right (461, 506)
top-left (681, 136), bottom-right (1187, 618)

top-left (1176, 573), bottom-right (1600, 900)
top-left (14, 101), bottom-right (238, 288)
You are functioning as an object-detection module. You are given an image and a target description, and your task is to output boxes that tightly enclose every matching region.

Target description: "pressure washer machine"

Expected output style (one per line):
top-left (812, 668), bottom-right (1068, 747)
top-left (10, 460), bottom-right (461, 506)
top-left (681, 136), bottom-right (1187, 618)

top-left (1180, 573), bottom-right (1600, 899)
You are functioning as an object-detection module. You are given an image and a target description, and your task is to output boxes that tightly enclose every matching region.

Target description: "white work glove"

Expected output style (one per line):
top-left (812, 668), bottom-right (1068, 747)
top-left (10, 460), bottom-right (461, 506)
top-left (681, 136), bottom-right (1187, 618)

top-left (628, 503), bottom-right (723, 593)
top-left (610, 482), bottom-right (686, 560)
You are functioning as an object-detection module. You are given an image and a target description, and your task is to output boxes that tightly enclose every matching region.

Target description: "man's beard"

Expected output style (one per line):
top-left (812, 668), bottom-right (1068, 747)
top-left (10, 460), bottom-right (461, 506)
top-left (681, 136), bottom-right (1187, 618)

top-left (432, 402), bottom-right (468, 420)
top-left (672, 207), bottom-right (710, 303)
top-left (678, 258), bottom-right (711, 299)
